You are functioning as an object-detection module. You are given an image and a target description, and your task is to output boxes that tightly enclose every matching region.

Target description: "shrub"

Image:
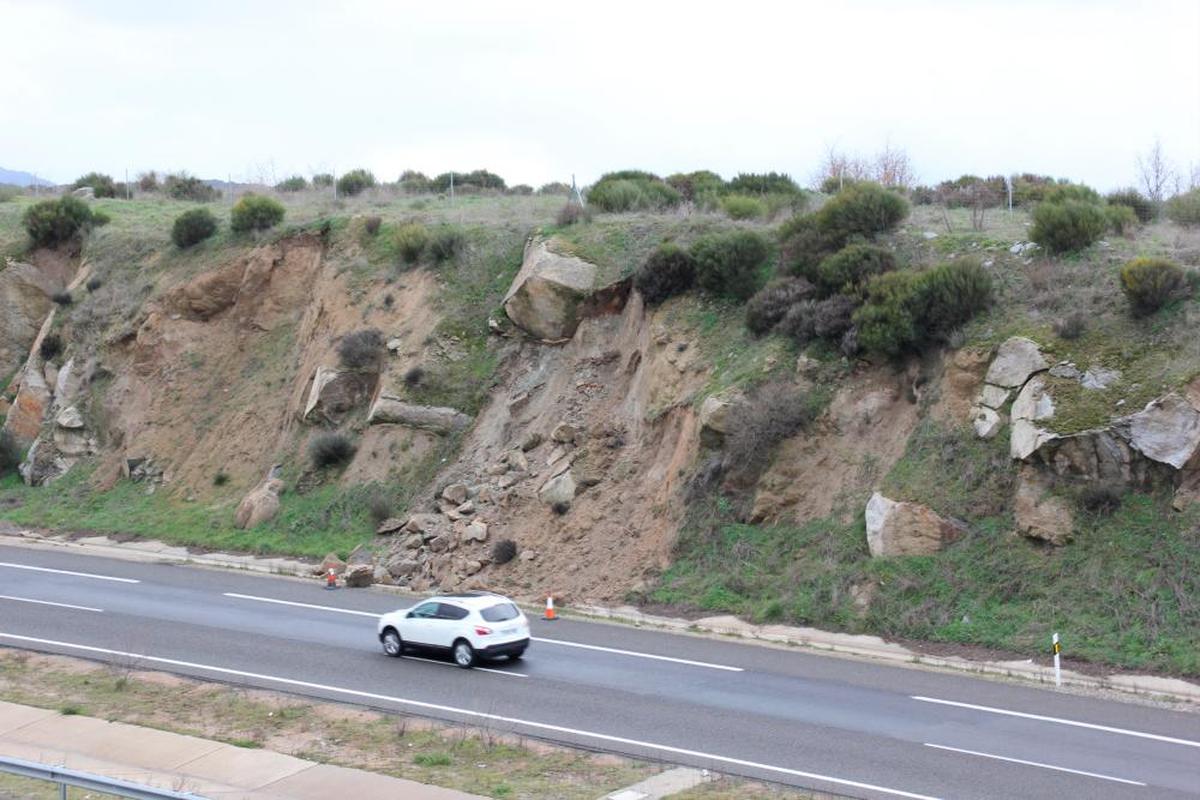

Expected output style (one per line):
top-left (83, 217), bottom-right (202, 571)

top-left (368, 494), bottom-right (393, 525)
top-left (691, 231), bottom-right (770, 302)
top-left (853, 271), bottom-right (920, 356)
top-left (136, 171), bottom-right (159, 192)
top-left (85, 276), bottom-right (103, 293)
top-left (508, 184), bottom-right (533, 195)
top-left (1053, 311), bottom-right (1088, 340)
top-left (1043, 183), bottom-right (1102, 205)
top-left (587, 172), bottom-right (681, 212)
top-left (491, 538), bottom-right (518, 565)
top-left (0, 430), bottom-right (21, 478)
top-left (1165, 188), bottom-right (1200, 227)
top-left (721, 194), bottom-right (767, 220)
top-left (171, 208), bottom-right (218, 248)
top-left (635, 243), bottom-right (696, 306)
top-left (1105, 204), bottom-right (1139, 236)
top-left (537, 181), bottom-right (571, 196)
top-left (1105, 188), bottom-right (1155, 223)
top-left (393, 222), bottom-right (429, 263)
top-left (309, 433), bottom-right (356, 469)
top-left (778, 214), bottom-right (840, 279)
top-left (810, 294), bottom-right (857, 339)
top-left (1119, 257), bottom-right (1186, 316)
top-left (51, 290), bottom-right (73, 306)
top-left (744, 277), bottom-right (813, 335)
top-left (275, 175), bottom-right (307, 192)
top-left (556, 202), bottom-right (591, 226)
top-left (72, 172), bottom-right (116, 198)
top-left (1079, 485), bottom-right (1122, 516)
top-left (428, 226), bottom-right (465, 263)
top-left (853, 261), bottom-right (992, 356)
top-left (363, 216), bottom-right (382, 236)
top-left (1011, 173), bottom-right (1059, 206)
top-left (777, 299), bottom-right (818, 343)
top-left (815, 244), bottom-right (896, 296)
top-left (312, 173), bottom-right (335, 188)
top-left (913, 259), bottom-right (993, 340)
top-left (909, 185), bottom-right (937, 205)
top-left (727, 172), bottom-right (801, 196)
top-left (666, 170), bottom-right (725, 203)
top-left (337, 328), bottom-right (385, 370)
top-left (1029, 200), bottom-right (1108, 253)
top-left (816, 182), bottom-right (909, 241)
top-left (337, 168), bottom-right (376, 197)
top-left (163, 173), bottom-right (218, 202)
top-left (22, 196), bottom-right (106, 247)
top-left (39, 333), bottom-right (63, 362)
top-left (398, 170), bottom-right (432, 193)
top-left (230, 195), bottom-right (285, 233)
top-left (431, 169), bottom-right (507, 192)
top-left (724, 381), bottom-right (820, 485)
top-left (403, 366), bottom-right (425, 387)
top-left (212, 471), bottom-right (229, 487)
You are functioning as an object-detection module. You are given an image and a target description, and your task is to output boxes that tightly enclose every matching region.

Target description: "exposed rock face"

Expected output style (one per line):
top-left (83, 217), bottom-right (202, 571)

top-left (367, 394), bottom-right (472, 434)
top-left (234, 478), bottom-right (284, 529)
top-left (985, 336), bottom-right (1048, 389)
top-left (1114, 393), bottom-right (1200, 470)
top-left (302, 366), bottom-right (374, 423)
top-left (1014, 467), bottom-right (1074, 545)
top-left (864, 492), bottom-right (965, 557)
top-left (3, 364), bottom-right (52, 445)
top-left (502, 236), bottom-right (630, 341)
top-left (1010, 376), bottom-right (1057, 459)
top-left (0, 259), bottom-right (60, 381)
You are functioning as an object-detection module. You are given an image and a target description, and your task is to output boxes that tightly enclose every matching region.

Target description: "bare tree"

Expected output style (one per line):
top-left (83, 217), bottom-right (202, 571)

top-left (874, 143), bottom-right (916, 190)
top-left (812, 145), bottom-right (871, 191)
top-left (1137, 139), bottom-right (1176, 203)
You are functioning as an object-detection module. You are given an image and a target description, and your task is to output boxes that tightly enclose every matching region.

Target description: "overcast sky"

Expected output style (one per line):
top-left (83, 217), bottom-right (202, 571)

top-left (2, 0), bottom-right (1197, 191)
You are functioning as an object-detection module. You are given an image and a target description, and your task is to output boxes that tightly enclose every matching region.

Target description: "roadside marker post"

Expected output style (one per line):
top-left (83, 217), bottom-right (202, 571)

top-left (1052, 632), bottom-right (1061, 687)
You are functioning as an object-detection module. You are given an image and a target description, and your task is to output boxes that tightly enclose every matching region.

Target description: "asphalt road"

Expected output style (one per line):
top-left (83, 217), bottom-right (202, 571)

top-left (0, 544), bottom-right (1196, 799)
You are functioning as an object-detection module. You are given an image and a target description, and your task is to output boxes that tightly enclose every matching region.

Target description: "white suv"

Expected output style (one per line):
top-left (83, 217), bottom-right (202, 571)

top-left (377, 592), bottom-right (530, 668)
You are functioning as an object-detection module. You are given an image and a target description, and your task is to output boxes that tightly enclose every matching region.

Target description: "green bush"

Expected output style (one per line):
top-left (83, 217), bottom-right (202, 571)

top-left (666, 170), bottom-right (725, 203)
top-left (428, 226), bottom-right (465, 263)
top-left (1119, 257), bottom-right (1186, 316)
top-left (431, 169), bottom-right (506, 192)
top-left (136, 171), bottom-right (159, 192)
top-left (691, 231), bottom-right (770, 302)
top-left (537, 181), bottom-right (571, 196)
top-left (815, 244), bottom-right (896, 296)
top-left (309, 433), bottom-right (356, 469)
top-left (72, 172), bottom-right (117, 198)
top-left (22, 196), bottom-right (107, 248)
top-left (727, 172), bottom-right (801, 196)
top-left (587, 172), bottom-right (682, 212)
top-left (778, 214), bottom-right (840, 279)
top-left (394, 223), bottom-right (430, 263)
top-left (721, 194), bottom-right (767, 220)
top-left (853, 261), bottom-right (992, 356)
top-left (773, 293), bottom-right (855, 345)
top-left (744, 277), bottom-right (813, 335)
top-left (275, 175), bottom-right (307, 192)
top-left (913, 259), bottom-right (993, 340)
top-left (1029, 200), bottom-right (1108, 253)
top-left (634, 243), bottom-right (696, 306)
top-left (1165, 189), bottom-right (1200, 227)
top-left (1043, 183), bottom-right (1102, 205)
top-left (39, 333), bottom-right (63, 361)
top-left (171, 208), bottom-right (218, 248)
top-left (399, 170), bottom-right (432, 193)
top-left (1105, 188), bottom-right (1155, 223)
top-left (815, 182), bottom-right (909, 242)
top-left (1105, 204), bottom-right (1139, 236)
top-left (1011, 173), bottom-right (1059, 206)
top-left (337, 168), bottom-right (376, 197)
top-left (230, 194), bottom-right (285, 233)
top-left (312, 173), bottom-right (335, 188)
top-left (556, 201), bottom-right (591, 226)
top-left (337, 328), bottom-right (385, 370)
top-left (853, 271), bottom-right (920, 356)
top-left (163, 173), bottom-right (218, 202)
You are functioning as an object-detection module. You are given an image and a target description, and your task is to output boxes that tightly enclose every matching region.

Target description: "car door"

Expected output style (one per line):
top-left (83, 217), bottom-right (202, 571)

top-left (428, 602), bottom-right (469, 649)
top-left (402, 601), bottom-right (441, 646)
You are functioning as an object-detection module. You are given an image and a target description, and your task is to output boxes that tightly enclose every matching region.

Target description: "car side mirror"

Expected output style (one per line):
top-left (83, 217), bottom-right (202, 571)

top-left (406, 611), bottom-right (415, 618)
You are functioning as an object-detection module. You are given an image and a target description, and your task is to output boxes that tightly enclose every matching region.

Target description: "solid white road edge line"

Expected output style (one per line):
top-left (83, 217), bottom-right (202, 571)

top-left (0, 595), bottom-right (102, 613)
top-left (923, 743), bottom-right (1146, 786)
top-left (402, 655), bottom-right (528, 678)
top-left (912, 695), bottom-right (1200, 749)
top-left (0, 562), bottom-right (139, 584)
top-left (532, 637), bottom-right (744, 672)
top-left (222, 593), bottom-right (378, 617)
top-left (0, 632), bottom-right (940, 800)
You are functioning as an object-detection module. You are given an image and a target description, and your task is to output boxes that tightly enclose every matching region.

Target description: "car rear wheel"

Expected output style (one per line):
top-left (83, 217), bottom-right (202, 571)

top-left (453, 640), bottom-right (476, 668)
top-left (381, 629), bottom-right (403, 657)
top-left (508, 649), bottom-right (525, 661)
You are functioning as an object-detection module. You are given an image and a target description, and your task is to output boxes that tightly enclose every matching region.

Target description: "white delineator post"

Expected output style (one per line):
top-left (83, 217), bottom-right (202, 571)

top-left (1052, 632), bottom-right (1061, 687)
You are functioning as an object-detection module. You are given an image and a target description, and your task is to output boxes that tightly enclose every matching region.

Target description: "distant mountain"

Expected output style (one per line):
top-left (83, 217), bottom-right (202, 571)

top-left (0, 167), bottom-right (56, 187)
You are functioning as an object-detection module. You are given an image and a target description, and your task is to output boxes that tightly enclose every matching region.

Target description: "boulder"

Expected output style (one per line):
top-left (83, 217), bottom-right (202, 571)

top-left (302, 366), bottom-right (373, 423)
top-left (71, 186), bottom-right (95, 199)
top-left (985, 337), bottom-right (1047, 389)
top-left (233, 478), bottom-right (284, 529)
top-left (366, 394), bottom-right (472, 434)
top-left (502, 236), bottom-right (629, 341)
top-left (1014, 467), bottom-right (1074, 545)
top-left (386, 556), bottom-right (421, 580)
top-left (1115, 393), bottom-right (1200, 469)
top-left (1010, 376), bottom-right (1058, 460)
top-left (404, 513), bottom-right (443, 535)
top-left (538, 471), bottom-right (577, 507)
top-left (864, 492), bottom-right (964, 557)
top-left (977, 384), bottom-right (1011, 409)
top-left (520, 432), bottom-right (544, 451)
top-left (343, 563), bottom-right (373, 588)
top-left (376, 517), bottom-right (407, 534)
top-left (971, 406), bottom-right (1003, 440)
top-left (551, 422), bottom-right (577, 444)
top-left (441, 483), bottom-right (469, 505)
top-left (461, 521), bottom-right (488, 543)
top-left (699, 395), bottom-right (734, 445)
top-left (55, 406), bottom-right (85, 430)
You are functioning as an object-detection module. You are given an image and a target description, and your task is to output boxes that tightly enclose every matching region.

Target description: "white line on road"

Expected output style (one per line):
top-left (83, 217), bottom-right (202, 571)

top-left (0, 562), bottom-right (139, 584)
top-left (532, 637), bottom-right (744, 672)
top-left (0, 594), bottom-right (102, 613)
top-left (912, 695), bottom-right (1200, 749)
top-left (223, 593), bottom-right (379, 617)
top-left (0, 632), bottom-right (940, 800)
top-left (924, 743), bottom-right (1146, 786)
top-left (403, 655), bottom-right (527, 678)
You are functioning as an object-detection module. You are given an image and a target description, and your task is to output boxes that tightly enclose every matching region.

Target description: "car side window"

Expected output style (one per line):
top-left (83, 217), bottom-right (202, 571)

top-left (437, 603), bottom-right (469, 620)
top-left (411, 602), bottom-right (439, 618)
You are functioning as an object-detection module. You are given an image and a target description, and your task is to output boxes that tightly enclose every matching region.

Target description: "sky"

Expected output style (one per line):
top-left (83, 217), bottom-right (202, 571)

top-left (1, 0), bottom-right (1198, 191)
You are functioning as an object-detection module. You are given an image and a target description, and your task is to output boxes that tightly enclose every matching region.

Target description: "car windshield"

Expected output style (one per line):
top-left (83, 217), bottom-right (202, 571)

top-left (480, 602), bottom-right (520, 622)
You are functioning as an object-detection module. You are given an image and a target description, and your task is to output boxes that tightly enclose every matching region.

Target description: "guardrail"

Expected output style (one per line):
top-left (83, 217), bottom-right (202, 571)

top-left (0, 755), bottom-right (208, 799)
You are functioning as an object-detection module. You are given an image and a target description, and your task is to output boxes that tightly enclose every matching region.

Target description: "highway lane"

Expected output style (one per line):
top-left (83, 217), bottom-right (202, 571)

top-left (0, 545), bottom-right (1196, 799)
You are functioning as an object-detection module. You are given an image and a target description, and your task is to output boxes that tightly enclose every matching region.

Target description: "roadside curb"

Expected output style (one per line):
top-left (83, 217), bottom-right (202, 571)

top-left (3, 529), bottom-right (1197, 707)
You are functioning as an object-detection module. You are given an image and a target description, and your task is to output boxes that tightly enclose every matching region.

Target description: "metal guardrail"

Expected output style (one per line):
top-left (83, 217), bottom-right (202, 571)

top-left (0, 755), bottom-right (208, 799)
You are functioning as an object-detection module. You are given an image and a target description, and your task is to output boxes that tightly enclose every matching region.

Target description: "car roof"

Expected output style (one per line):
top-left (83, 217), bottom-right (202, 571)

top-left (418, 592), bottom-right (515, 609)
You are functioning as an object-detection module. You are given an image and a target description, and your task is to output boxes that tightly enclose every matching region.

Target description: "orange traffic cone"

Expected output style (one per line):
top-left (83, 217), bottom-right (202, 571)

top-left (325, 568), bottom-right (337, 590)
top-left (543, 595), bottom-right (557, 620)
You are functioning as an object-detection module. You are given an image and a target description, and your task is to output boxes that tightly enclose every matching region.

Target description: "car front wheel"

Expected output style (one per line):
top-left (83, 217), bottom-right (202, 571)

top-left (381, 629), bottom-right (403, 658)
top-left (453, 640), bottom-right (476, 668)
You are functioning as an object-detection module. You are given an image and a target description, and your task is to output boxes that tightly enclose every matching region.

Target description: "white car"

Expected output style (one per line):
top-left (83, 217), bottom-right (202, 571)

top-left (377, 592), bottom-right (530, 668)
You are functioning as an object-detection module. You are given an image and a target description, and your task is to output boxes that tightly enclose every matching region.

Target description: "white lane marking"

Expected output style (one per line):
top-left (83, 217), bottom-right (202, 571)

top-left (223, 593), bottom-right (379, 617)
top-left (0, 632), bottom-right (940, 800)
top-left (533, 637), bottom-right (744, 672)
top-left (0, 562), bottom-right (139, 584)
top-left (912, 695), bottom-right (1200, 749)
top-left (403, 655), bottom-right (528, 678)
top-left (0, 594), bottom-right (102, 613)
top-left (924, 743), bottom-right (1146, 786)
